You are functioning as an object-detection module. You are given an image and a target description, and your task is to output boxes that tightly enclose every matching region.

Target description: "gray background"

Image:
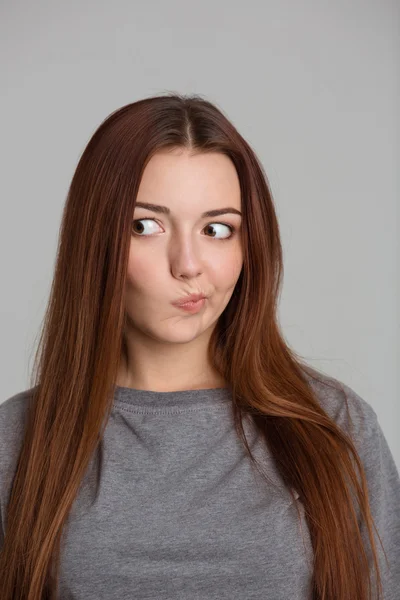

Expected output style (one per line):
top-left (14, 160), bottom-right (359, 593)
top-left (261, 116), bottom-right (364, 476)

top-left (1, 0), bottom-right (398, 469)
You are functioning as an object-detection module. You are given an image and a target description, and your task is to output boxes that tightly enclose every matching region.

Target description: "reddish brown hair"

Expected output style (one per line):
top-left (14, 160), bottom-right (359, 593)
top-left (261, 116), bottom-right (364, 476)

top-left (0, 93), bottom-right (387, 599)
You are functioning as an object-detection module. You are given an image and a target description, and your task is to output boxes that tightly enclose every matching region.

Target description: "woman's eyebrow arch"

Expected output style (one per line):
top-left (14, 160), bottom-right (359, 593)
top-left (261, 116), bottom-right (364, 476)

top-left (134, 201), bottom-right (242, 218)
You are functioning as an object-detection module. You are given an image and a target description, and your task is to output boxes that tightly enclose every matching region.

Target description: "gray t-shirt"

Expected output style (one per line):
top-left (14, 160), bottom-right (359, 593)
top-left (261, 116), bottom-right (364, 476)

top-left (1, 372), bottom-right (399, 599)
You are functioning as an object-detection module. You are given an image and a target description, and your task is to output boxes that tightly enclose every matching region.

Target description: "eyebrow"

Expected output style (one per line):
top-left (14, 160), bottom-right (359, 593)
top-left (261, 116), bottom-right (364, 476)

top-left (134, 201), bottom-right (242, 218)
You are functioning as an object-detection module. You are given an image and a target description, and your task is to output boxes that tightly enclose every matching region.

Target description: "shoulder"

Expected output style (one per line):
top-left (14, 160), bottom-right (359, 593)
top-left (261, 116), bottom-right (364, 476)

top-left (301, 367), bottom-right (379, 448)
top-left (0, 387), bottom-right (35, 435)
top-left (301, 368), bottom-right (400, 518)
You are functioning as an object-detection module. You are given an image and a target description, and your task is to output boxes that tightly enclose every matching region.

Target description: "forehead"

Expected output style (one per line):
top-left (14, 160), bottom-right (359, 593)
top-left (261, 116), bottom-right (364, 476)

top-left (136, 149), bottom-right (241, 212)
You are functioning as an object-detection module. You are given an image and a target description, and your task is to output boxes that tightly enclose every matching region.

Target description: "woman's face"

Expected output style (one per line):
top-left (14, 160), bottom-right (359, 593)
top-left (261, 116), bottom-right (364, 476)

top-left (124, 148), bottom-right (243, 344)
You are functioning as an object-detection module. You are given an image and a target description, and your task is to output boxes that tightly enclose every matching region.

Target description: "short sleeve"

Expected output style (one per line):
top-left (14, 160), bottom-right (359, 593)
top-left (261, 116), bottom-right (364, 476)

top-left (306, 373), bottom-right (400, 599)
top-left (354, 408), bottom-right (400, 599)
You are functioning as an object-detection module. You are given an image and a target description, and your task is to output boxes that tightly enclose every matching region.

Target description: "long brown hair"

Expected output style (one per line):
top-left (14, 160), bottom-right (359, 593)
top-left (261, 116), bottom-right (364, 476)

top-left (0, 93), bottom-right (387, 599)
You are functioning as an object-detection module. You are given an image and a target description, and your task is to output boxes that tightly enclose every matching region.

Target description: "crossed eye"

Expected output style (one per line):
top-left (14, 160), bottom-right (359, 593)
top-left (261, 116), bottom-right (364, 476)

top-left (132, 219), bottom-right (234, 240)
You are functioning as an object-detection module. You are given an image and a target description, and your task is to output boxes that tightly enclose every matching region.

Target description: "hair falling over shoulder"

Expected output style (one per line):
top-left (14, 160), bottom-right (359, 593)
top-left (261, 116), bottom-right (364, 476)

top-left (0, 93), bottom-right (387, 599)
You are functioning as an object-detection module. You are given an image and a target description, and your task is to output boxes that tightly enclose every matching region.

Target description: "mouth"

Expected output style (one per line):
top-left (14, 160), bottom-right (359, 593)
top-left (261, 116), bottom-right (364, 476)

top-left (172, 293), bottom-right (207, 307)
top-left (174, 297), bottom-right (206, 313)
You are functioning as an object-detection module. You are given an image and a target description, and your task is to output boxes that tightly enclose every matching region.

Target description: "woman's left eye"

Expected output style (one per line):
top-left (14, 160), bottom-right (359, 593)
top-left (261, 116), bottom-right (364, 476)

top-left (132, 219), bottom-right (235, 240)
top-left (203, 223), bottom-right (234, 239)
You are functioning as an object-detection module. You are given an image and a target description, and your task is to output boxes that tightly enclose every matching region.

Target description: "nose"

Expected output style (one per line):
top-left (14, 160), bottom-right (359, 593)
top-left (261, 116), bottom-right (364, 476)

top-left (170, 233), bottom-right (203, 280)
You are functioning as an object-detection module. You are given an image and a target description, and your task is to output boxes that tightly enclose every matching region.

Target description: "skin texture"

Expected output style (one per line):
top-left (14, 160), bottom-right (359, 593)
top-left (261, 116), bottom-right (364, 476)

top-left (116, 148), bottom-right (243, 392)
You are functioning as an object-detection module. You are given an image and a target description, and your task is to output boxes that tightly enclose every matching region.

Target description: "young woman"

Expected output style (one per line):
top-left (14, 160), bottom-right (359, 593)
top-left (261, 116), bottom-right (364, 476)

top-left (0, 94), bottom-right (399, 599)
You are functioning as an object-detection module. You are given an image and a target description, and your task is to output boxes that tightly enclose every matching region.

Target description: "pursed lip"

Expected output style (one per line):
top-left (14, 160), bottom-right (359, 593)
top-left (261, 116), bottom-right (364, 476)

top-left (172, 293), bottom-right (207, 306)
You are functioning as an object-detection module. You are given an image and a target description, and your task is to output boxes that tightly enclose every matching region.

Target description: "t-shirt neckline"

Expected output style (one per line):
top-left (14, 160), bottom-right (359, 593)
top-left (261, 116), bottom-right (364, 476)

top-left (113, 384), bottom-right (232, 412)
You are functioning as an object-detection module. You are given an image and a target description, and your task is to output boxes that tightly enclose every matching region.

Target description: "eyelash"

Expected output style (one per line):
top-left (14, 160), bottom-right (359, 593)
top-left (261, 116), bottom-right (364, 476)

top-left (131, 218), bottom-right (236, 241)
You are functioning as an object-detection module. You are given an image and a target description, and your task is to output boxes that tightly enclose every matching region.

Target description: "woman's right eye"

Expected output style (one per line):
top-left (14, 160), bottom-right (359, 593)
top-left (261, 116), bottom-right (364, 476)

top-left (132, 218), bottom-right (162, 236)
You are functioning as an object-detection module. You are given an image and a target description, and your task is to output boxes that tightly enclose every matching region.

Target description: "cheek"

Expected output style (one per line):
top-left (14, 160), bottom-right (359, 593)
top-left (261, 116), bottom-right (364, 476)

top-left (125, 252), bottom-right (158, 294)
top-left (209, 246), bottom-right (243, 286)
